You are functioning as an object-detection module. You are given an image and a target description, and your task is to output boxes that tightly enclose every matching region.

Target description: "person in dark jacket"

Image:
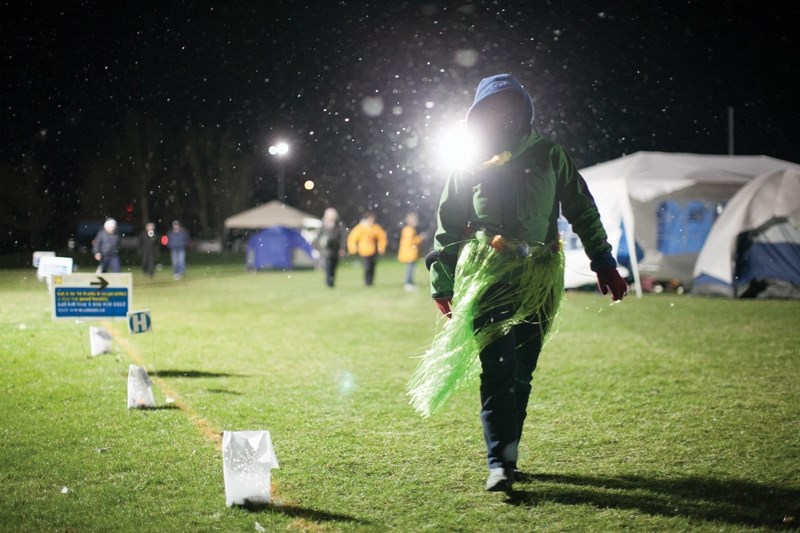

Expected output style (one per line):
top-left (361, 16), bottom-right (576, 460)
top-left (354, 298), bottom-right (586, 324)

top-left (409, 74), bottom-right (627, 492)
top-left (166, 220), bottom-right (190, 279)
top-left (92, 218), bottom-right (121, 273)
top-left (138, 222), bottom-right (159, 277)
top-left (313, 207), bottom-right (347, 287)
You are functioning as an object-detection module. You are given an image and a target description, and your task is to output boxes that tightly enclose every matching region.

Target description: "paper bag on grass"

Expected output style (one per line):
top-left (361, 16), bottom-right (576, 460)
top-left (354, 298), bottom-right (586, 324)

top-left (222, 430), bottom-right (279, 507)
top-left (89, 326), bottom-right (112, 356)
top-left (127, 364), bottom-right (155, 409)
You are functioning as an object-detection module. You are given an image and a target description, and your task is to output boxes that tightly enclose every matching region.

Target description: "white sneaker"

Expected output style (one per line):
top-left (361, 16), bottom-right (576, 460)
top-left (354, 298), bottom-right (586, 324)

top-left (404, 283), bottom-right (417, 292)
top-left (485, 467), bottom-right (513, 492)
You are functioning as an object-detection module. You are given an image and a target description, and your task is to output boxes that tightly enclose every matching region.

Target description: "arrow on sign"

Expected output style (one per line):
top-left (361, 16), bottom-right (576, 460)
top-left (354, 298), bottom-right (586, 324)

top-left (90, 276), bottom-right (109, 290)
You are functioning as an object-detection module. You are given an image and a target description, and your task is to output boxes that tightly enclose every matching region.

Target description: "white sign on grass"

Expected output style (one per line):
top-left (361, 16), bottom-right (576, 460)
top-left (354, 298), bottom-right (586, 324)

top-left (32, 251), bottom-right (55, 268)
top-left (36, 255), bottom-right (73, 280)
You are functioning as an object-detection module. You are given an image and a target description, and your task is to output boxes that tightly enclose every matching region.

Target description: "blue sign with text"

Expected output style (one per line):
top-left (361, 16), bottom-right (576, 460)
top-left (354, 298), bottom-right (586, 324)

top-left (54, 287), bottom-right (130, 318)
top-left (50, 274), bottom-right (133, 321)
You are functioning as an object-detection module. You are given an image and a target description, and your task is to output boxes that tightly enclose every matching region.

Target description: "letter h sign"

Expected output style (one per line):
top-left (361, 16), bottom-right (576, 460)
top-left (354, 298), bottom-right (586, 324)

top-left (127, 310), bottom-right (152, 334)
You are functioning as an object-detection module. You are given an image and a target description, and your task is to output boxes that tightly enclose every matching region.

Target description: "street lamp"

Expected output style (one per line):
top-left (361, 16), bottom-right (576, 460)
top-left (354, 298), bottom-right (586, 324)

top-left (268, 141), bottom-right (290, 202)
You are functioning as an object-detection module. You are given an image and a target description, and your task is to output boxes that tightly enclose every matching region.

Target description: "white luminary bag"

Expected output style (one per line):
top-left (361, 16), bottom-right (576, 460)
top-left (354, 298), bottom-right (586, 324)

top-left (222, 430), bottom-right (279, 507)
top-left (127, 364), bottom-right (155, 409)
top-left (89, 326), bottom-right (112, 356)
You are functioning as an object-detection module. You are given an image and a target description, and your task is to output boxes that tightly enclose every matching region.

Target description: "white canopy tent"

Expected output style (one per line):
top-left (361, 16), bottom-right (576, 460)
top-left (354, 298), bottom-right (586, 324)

top-left (563, 152), bottom-right (799, 297)
top-left (223, 200), bottom-right (321, 230)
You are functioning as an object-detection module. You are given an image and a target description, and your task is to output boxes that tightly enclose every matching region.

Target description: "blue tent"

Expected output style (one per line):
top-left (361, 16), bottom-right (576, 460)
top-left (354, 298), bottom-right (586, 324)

top-left (246, 227), bottom-right (315, 270)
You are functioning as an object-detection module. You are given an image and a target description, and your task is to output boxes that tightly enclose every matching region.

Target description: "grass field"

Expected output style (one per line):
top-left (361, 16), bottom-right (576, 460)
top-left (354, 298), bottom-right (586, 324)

top-left (1, 256), bottom-right (798, 532)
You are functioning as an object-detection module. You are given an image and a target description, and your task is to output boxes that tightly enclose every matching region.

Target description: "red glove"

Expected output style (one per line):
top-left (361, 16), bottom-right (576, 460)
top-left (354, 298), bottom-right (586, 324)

top-left (596, 267), bottom-right (628, 301)
top-left (434, 297), bottom-right (452, 318)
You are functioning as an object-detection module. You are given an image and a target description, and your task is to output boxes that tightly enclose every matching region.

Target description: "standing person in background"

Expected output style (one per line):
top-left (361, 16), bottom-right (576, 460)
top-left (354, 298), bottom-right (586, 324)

top-left (397, 212), bottom-right (427, 291)
top-left (166, 220), bottom-right (190, 280)
top-left (92, 218), bottom-right (121, 273)
top-left (314, 207), bottom-right (348, 288)
top-left (138, 222), bottom-right (159, 278)
top-left (347, 212), bottom-right (387, 286)
top-left (409, 73), bottom-right (627, 492)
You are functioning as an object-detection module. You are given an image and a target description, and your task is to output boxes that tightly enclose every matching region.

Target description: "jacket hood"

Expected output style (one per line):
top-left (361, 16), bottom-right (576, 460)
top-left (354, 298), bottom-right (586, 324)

top-left (466, 74), bottom-right (534, 126)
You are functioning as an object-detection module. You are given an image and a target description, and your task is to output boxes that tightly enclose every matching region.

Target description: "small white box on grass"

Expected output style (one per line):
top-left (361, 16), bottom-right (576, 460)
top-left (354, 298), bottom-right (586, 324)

top-left (32, 251), bottom-right (55, 268)
top-left (127, 364), bottom-right (155, 409)
top-left (89, 326), bottom-right (112, 356)
top-left (222, 430), bottom-right (279, 507)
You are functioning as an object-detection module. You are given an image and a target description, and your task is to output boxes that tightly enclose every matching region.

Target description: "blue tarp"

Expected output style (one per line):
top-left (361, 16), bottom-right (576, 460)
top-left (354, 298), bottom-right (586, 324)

top-left (246, 227), bottom-right (314, 270)
top-left (656, 200), bottom-right (721, 255)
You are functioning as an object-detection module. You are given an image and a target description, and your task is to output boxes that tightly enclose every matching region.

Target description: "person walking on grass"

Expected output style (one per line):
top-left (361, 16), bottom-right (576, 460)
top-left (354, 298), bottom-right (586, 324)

top-left (138, 222), bottom-right (159, 278)
top-left (314, 207), bottom-right (348, 288)
top-left (408, 73), bottom-right (627, 492)
top-left (92, 218), bottom-right (121, 273)
top-left (347, 212), bottom-right (387, 286)
top-left (397, 211), bottom-right (427, 291)
top-left (166, 220), bottom-right (190, 280)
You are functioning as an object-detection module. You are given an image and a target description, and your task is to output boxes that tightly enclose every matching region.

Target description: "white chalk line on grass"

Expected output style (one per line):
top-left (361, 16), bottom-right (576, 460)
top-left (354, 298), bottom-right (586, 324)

top-left (103, 321), bottom-right (223, 448)
top-left (104, 322), bottom-right (299, 515)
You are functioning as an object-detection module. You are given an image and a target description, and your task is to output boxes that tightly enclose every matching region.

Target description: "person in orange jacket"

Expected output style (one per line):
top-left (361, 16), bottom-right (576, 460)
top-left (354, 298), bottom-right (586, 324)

top-left (347, 211), bottom-right (388, 286)
top-left (397, 212), bottom-right (427, 291)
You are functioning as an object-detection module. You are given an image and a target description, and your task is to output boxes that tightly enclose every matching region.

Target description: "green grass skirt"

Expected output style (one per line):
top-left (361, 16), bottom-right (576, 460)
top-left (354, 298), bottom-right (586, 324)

top-left (408, 234), bottom-right (565, 416)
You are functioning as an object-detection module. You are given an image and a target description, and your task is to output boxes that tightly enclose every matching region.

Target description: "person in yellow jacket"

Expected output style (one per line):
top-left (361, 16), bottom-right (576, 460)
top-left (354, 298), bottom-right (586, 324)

top-left (347, 212), bottom-right (388, 286)
top-left (397, 212), bottom-right (427, 291)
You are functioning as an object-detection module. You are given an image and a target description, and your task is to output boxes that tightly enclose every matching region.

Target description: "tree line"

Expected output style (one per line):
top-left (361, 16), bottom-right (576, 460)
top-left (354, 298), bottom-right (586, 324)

top-left (1, 113), bottom-right (259, 252)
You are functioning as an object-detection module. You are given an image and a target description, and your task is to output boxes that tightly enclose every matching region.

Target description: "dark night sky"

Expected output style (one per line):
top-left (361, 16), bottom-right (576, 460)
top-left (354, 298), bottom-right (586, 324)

top-left (1, 1), bottom-right (797, 249)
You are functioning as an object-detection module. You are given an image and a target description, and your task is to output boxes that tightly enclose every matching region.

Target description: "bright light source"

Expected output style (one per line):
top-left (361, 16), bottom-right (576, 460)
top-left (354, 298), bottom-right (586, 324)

top-left (268, 142), bottom-right (289, 156)
top-left (435, 123), bottom-right (479, 171)
top-left (304, 180), bottom-right (314, 190)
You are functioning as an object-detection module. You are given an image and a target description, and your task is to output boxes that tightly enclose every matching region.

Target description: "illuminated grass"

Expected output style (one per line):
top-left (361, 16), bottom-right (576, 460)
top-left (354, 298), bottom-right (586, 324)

top-left (0, 258), bottom-right (798, 532)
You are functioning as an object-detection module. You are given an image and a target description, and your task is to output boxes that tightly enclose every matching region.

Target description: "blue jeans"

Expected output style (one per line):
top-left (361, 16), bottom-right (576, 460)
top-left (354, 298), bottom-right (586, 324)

top-left (98, 255), bottom-right (120, 273)
top-left (404, 261), bottom-right (417, 285)
top-left (475, 284), bottom-right (547, 471)
top-left (170, 248), bottom-right (186, 275)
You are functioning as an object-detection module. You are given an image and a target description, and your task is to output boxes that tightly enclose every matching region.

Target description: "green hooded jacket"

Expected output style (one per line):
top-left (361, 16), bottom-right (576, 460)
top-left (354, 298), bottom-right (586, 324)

top-left (428, 128), bottom-right (615, 299)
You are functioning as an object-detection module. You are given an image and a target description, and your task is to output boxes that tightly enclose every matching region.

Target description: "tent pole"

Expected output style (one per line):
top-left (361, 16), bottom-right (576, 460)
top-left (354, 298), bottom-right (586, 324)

top-left (626, 221), bottom-right (643, 298)
top-left (622, 191), bottom-right (642, 298)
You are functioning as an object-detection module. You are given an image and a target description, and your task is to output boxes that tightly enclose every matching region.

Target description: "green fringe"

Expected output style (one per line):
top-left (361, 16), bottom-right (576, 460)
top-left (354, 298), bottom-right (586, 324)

top-left (407, 234), bottom-right (565, 417)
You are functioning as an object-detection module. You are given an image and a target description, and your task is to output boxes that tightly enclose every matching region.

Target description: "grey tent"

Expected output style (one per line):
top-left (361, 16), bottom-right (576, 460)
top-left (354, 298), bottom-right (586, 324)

top-left (224, 200), bottom-right (321, 230)
top-left (693, 168), bottom-right (800, 297)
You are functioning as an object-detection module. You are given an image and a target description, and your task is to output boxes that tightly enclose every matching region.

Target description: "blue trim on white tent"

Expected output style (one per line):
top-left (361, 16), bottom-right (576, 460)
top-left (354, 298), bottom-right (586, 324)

top-left (693, 229), bottom-right (800, 297)
top-left (735, 241), bottom-right (800, 287)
